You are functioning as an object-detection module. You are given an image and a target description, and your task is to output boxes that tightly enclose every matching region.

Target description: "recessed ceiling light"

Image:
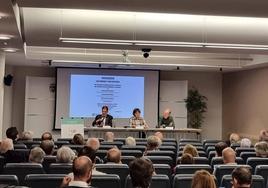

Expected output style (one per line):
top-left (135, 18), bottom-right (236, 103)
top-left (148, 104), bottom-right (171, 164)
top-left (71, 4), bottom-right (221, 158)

top-left (3, 48), bottom-right (18, 53)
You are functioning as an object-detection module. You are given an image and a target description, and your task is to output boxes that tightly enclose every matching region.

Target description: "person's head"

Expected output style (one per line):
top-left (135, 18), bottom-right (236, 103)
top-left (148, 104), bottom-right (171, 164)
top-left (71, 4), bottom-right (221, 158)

top-left (183, 144), bottom-right (199, 157)
top-left (154, 131), bottom-right (164, 142)
top-left (240, 138), bottom-right (252, 148)
top-left (105, 132), bottom-right (114, 142)
top-left (73, 156), bottom-right (93, 184)
top-left (215, 142), bottom-right (228, 157)
top-left (254, 141), bottom-right (268, 157)
top-left (107, 148), bottom-right (121, 164)
top-left (146, 136), bottom-right (161, 151)
top-left (6, 127), bottom-right (18, 141)
top-left (180, 153), bottom-right (194, 164)
top-left (222, 147), bottom-right (236, 164)
top-left (259, 129), bottom-right (268, 142)
top-left (133, 108), bottom-right (141, 118)
top-left (41, 132), bottom-right (53, 141)
top-left (230, 133), bottom-right (240, 144)
top-left (40, 140), bottom-right (54, 155)
top-left (0, 138), bottom-right (14, 153)
top-left (102, 106), bottom-right (109, 116)
top-left (56, 146), bottom-right (76, 163)
top-left (72, 133), bottom-right (84, 145)
top-left (29, 147), bottom-right (45, 163)
top-left (129, 158), bottom-right (154, 188)
top-left (191, 170), bottom-right (216, 188)
top-left (86, 138), bottom-right (100, 151)
top-left (78, 146), bottom-right (97, 164)
top-left (21, 131), bottom-right (33, 141)
top-left (125, 137), bottom-right (136, 146)
top-left (163, 109), bottom-right (171, 119)
top-left (232, 166), bottom-right (252, 188)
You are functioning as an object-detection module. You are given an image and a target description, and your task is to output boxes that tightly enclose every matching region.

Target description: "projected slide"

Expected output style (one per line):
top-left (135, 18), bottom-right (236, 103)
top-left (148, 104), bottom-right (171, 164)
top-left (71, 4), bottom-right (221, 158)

top-left (70, 74), bottom-right (144, 118)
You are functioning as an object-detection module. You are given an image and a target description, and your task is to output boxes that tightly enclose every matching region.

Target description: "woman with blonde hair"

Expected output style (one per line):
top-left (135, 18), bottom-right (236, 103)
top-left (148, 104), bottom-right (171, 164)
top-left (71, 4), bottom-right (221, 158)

top-left (183, 144), bottom-right (199, 157)
top-left (192, 170), bottom-right (216, 188)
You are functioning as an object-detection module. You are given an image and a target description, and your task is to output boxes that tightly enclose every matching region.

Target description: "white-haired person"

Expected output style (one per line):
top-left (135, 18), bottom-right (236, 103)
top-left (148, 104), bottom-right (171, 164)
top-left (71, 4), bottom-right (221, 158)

top-left (255, 141), bottom-right (268, 158)
top-left (125, 137), bottom-right (136, 146)
top-left (29, 147), bottom-right (45, 164)
top-left (56, 146), bottom-right (76, 163)
top-left (240, 138), bottom-right (252, 148)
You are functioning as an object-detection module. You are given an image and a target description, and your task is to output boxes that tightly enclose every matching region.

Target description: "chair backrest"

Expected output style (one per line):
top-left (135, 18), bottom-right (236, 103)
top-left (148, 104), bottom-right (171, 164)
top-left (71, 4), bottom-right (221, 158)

top-left (176, 157), bottom-right (209, 164)
top-left (126, 174), bottom-right (170, 188)
top-left (159, 146), bottom-right (176, 153)
top-left (213, 164), bottom-right (252, 185)
top-left (25, 174), bottom-right (65, 188)
top-left (121, 156), bottom-right (135, 165)
top-left (206, 146), bottom-right (216, 155)
top-left (101, 141), bottom-right (124, 149)
top-left (173, 174), bottom-right (193, 188)
top-left (42, 155), bottom-right (57, 173)
top-left (240, 152), bottom-right (256, 162)
top-left (178, 151), bottom-right (207, 157)
top-left (247, 157), bottom-right (268, 173)
top-left (161, 142), bottom-right (177, 147)
top-left (208, 151), bottom-right (216, 163)
top-left (0, 175), bottom-right (19, 186)
top-left (99, 145), bottom-right (117, 150)
top-left (48, 163), bottom-right (73, 174)
top-left (255, 165), bottom-right (268, 186)
top-left (235, 147), bottom-right (255, 156)
top-left (175, 164), bottom-right (212, 175)
top-left (95, 164), bottom-right (129, 188)
top-left (96, 150), bottom-right (108, 159)
top-left (3, 163), bottom-right (45, 185)
top-left (146, 151), bottom-right (176, 162)
top-left (17, 141), bottom-right (41, 149)
top-left (145, 156), bottom-right (174, 167)
top-left (136, 141), bottom-right (147, 146)
top-left (54, 141), bottom-right (70, 148)
top-left (62, 144), bottom-right (84, 152)
top-left (0, 155), bottom-right (5, 173)
top-left (231, 143), bottom-right (241, 150)
top-left (179, 139), bottom-right (201, 143)
top-left (120, 150), bottom-right (143, 157)
top-left (91, 174), bottom-right (120, 188)
top-left (121, 145), bottom-right (146, 152)
top-left (113, 138), bottom-right (126, 144)
top-left (57, 138), bottom-right (72, 143)
top-left (221, 175), bottom-right (265, 188)
top-left (179, 143), bottom-right (203, 147)
top-left (14, 144), bottom-right (27, 149)
top-left (211, 157), bottom-right (244, 167)
top-left (179, 146), bottom-right (204, 151)
top-left (153, 164), bottom-right (172, 178)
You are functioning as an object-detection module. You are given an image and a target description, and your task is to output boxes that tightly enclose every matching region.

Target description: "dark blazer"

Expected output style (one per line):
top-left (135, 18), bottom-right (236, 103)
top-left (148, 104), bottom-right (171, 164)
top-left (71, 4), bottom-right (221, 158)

top-left (92, 114), bottom-right (113, 127)
top-left (2, 150), bottom-right (29, 163)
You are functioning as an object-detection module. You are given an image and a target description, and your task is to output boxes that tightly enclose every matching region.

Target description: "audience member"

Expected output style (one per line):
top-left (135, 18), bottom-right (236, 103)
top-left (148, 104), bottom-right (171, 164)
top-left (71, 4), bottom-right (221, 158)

top-left (230, 133), bottom-right (240, 145)
top-left (254, 141), bottom-right (268, 157)
top-left (41, 131), bottom-right (53, 141)
top-left (29, 147), bottom-right (45, 163)
top-left (129, 158), bottom-right (154, 188)
top-left (6, 127), bottom-right (19, 143)
top-left (222, 147), bottom-right (236, 164)
top-left (180, 153), bottom-right (194, 164)
top-left (40, 140), bottom-right (54, 155)
top-left (215, 142), bottom-right (228, 157)
top-left (0, 138), bottom-right (28, 163)
top-left (20, 131), bottom-right (33, 141)
top-left (72, 133), bottom-right (84, 145)
top-left (240, 138), bottom-right (252, 148)
top-left (86, 138), bottom-right (100, 151)
top-left (105, 132), bottom-right (114, 142)
top-left (61, 156), bottom-right (93, 188)
top-left (183, 144), bottom-right (199, 157)
top-left (106, 148), bottom-right (122, 164)
top-left (125, 136), bottom-right (136, 146)
top-left (232, 166), bottom-right (252, 188)
top-left (57, 146), bottom-right (76, 163)
top-left (144, 136), bottom-right (161, 155)
top-left (259, 129), bottom-right (268, 142)
top-left (191, 170), bottom-right (216, 188)
top-left (154, 131), bottom-right (164, 142)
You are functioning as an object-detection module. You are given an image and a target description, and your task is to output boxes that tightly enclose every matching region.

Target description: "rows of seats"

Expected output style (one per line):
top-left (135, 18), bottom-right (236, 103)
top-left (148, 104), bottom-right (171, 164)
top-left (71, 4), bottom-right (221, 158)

top-left (1, 138), bottom-right (268, 188)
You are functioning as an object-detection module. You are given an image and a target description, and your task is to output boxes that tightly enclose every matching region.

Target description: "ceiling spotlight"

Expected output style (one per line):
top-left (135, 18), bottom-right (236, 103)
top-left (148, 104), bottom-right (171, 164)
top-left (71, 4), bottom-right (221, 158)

top-left (3, 48), bottom-right (18, 53)
top-left (142, 48), bottom-right (152, 58)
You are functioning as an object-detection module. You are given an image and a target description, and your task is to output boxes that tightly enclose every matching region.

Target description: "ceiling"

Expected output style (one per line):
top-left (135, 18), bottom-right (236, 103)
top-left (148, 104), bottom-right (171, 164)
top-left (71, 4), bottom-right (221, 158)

top-left (2, 0), bottom-right (268, 71)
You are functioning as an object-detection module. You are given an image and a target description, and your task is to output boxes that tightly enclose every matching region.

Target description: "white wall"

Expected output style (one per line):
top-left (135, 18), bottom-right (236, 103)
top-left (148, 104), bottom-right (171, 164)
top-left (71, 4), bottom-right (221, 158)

top-left (4, 66), bottom-right (222, 139)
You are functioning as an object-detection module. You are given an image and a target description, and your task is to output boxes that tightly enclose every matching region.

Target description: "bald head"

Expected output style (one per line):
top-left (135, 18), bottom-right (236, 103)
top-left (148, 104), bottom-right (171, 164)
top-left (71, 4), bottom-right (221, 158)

top-left (222, 147), bottom-right (236, 164)
top-left (163, 109), bottom-right (171, 119)
top-left (107, 148), bottom-right (121, 164)
top-left (105, 132), bottom-right (114, 142)
top-left (73, 156), bottom-right (93, 182)
top-left (86, 138), bottom-right (100, 151)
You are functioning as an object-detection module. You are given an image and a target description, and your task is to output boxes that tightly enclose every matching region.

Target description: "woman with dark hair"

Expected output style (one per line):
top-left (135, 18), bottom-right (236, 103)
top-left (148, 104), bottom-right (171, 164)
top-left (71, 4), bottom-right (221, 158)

top-left (129, 108), bottom-right (148, 128)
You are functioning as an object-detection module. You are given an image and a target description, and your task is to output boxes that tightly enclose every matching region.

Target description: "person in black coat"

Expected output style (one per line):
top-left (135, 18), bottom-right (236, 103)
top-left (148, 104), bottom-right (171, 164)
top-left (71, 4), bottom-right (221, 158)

top-left (92, 106), bottom-right (113, 127)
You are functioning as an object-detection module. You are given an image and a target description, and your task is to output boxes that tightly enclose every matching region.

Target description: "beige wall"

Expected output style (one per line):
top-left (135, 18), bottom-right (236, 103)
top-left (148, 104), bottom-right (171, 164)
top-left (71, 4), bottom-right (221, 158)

top-left (161, 71), bottom-right (222, 139)
top-left (223, 67), bottom-right (268, 141)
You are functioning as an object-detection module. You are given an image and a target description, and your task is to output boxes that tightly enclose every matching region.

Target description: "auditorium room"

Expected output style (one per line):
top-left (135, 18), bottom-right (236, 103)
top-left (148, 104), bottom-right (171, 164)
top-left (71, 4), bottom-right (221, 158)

top-left (0, 0), bottom-right (268, 188)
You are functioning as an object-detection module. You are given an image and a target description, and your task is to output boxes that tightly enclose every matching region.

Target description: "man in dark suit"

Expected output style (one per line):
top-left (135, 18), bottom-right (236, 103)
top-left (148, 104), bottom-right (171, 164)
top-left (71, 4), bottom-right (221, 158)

top-left (92, 106), bottom-right (113, 127)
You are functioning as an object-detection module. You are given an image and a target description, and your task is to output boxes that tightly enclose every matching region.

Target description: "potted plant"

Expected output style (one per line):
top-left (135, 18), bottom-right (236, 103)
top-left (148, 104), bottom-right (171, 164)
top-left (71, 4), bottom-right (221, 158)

top-left (185, 88), bottom-right (208, 129)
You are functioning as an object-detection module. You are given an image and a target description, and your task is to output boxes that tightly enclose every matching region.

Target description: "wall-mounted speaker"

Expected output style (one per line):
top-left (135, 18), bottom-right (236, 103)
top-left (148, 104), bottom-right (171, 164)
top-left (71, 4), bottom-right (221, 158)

top-left (4, 74), bottom-right (13, 86)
